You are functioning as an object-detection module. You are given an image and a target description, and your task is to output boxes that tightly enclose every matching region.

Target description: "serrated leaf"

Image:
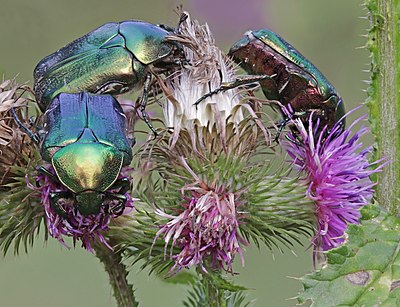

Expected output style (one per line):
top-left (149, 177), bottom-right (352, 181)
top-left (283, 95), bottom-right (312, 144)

top-left (298, 205), bottom-right (400, 306)
top-left (161, 271), bottom-right (197, 285)
top-left (206, 273), bottom-right (249, 292)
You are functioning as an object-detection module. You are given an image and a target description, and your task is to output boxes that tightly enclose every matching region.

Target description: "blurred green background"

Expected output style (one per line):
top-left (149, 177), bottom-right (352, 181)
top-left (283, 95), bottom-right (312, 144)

top-left (0, 0), bottom-right (369, 306)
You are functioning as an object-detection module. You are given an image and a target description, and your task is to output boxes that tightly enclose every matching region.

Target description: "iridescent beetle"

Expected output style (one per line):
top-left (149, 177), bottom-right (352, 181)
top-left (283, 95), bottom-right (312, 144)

top-left (229, 29), bottom-right (345, 132)
top-left (195, 28), bottom-right (345, 136)
top-left (34, 19), bottom-right (187, 135)
top-left (39, 92), bottom-right (133, 216)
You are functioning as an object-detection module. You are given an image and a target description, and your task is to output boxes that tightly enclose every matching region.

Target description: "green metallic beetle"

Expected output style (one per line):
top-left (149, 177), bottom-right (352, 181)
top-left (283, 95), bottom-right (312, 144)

top-left (40, 92), bottom-right (133, 215)
top-left (34, 20), bottom-right (186, 134)
top-left (228, 29), bottom-right (345, 132)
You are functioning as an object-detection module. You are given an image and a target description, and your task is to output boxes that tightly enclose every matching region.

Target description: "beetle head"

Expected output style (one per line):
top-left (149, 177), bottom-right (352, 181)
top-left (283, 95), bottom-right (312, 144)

top-left (75, 191), bottom-right (104, 215)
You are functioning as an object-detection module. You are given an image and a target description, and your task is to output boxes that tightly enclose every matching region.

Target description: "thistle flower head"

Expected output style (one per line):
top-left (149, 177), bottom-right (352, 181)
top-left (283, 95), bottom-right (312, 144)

top-left (155, 172), bottom-right (247, 273)
top-left (0, 80), bottom-right (46, 254)
top-left (161, 13), bottom-right (256, 142)
top-left (28, 165), bottom-right (135, 252)
top-left (285, 112), bottom-right (384, 256)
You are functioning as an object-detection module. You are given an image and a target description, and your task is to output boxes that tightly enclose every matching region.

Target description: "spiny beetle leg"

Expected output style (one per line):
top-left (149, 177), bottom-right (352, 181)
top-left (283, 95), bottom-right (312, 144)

top-left (113, 177), bottom-right (131, 194)
top-left (140, 73), bottom-right (158, 137)
top-left (274, 117), bottom-right (291, 143)
top-left (50, 191), bottom-right (71, 217)
top-left (38, 166), bottom-right (59, 182)
top-left (11, 107), bottom-right (40, 144)
top-left (104, 193), bottom-right (127, 216)
top-left (284, 134), bottom-right (303, 147)
top-left (193, 75), bottom-right (271, 107)
top-left (274, 111), bottom-right (307, 143)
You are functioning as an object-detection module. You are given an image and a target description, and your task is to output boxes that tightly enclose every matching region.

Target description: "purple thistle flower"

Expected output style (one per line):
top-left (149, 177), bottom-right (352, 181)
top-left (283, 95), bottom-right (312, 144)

top-left (154, 164), bottom-right (248, 273)
top-left (285, 112), bottom-right (384, 256)
top-left (27, 165), bottom-right (134, 252)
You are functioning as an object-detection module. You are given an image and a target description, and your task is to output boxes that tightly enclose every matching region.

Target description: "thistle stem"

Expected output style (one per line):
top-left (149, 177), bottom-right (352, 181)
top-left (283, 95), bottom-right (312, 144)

top-left (200, 271), bottom-right (224, 307)
top-left (94, 242), bottom-right (138, 307)
top-left (367, 0), bottom-right (400, 213)
top-left (207, 281), bottom-right (223, 307)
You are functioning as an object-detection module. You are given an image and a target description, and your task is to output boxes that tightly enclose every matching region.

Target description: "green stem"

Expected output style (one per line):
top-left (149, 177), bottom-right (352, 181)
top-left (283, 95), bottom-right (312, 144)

top-left (94, 242), bottom-right (138, 307)
top-left (203, 274), bottom-right (224, 307)
top-left (367, 0), bottom-right (400, 213)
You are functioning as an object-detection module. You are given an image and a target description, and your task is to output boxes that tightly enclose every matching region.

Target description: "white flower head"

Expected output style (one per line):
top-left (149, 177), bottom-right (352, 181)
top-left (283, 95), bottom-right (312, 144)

top-left (162, 13), bottom-right (244, 133)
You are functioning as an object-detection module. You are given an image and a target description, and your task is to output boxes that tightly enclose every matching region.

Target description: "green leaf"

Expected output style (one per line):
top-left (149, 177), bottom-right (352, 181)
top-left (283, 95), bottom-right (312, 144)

top-left (161, 271), bottom-right (197, 285)
top-left (205, 273), bottom-right (249, 292)
top-left (298, 205), bottom-right (400, 306)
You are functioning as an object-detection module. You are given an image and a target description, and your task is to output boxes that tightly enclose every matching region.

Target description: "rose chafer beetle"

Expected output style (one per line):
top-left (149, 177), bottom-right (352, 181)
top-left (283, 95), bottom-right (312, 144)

top-left (39, 92), bottom-right (133, 216)
top-left (34, 20), bottom-right (186, 135)
top-left (228, 28), bottom-right (345, 133)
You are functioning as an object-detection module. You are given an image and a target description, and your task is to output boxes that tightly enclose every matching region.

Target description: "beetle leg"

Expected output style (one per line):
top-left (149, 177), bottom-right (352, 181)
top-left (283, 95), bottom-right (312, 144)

top-left (103, 193), bottom-right (127, 216)
top-left (38, 166), bottom-right (59, 182)
top-left (50, 191), bottom-right (71, 218)
top-left (103, 177), bottom-right (131, 216)
top-left (274, 117), bottom-right (290, 143)
top-left (139, 73), bottom-right (158, 137)
top-left (177, 11), bottom-right (188, 33)
top-left (274, 110), bottom-right (309, 142)
top-left (11, 107), bottom-right (40, 144)
top-left (284, 134), bottom-right (303, 147)
top-left (128, 137), bottom-right (136, 148)
top-left (193, 75), bottom-right (271, 107)
top-left (112, 195), bottom-right (127, 216)
top-left (116, 177), bottom-right (131, 194)
top-left (109, 177), bottom-right (131, 194)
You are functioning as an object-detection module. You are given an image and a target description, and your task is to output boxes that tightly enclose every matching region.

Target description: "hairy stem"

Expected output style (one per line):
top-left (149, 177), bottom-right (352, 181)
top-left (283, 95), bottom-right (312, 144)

top-left (95, 242), bottom-right (138, 307)
top-left (367, 0), bottom-right (400, 213)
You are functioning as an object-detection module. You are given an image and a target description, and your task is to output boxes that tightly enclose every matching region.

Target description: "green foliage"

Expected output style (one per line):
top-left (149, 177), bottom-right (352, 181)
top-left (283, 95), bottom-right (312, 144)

top-left (298, 205), bottom-right (400, 306)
